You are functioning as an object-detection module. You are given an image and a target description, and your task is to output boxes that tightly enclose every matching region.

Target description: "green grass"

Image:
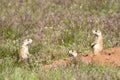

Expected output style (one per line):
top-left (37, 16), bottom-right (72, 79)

top-left (0, 0), bottom-right (120, 80)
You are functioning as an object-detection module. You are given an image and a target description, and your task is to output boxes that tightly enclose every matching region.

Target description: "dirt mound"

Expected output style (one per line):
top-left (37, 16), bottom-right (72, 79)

top-left (44, 47), bottom-right (120, 69)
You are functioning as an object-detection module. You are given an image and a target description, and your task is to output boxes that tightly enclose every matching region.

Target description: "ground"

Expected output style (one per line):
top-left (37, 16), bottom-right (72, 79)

top-left (44, 47), bottom-right (120, 68)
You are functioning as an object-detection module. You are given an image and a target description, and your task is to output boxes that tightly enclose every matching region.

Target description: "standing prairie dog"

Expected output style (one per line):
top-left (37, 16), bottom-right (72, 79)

top-left (91, 30), bottom-right (103, 55)
top-left (17, 39), bottom-right (32, 62)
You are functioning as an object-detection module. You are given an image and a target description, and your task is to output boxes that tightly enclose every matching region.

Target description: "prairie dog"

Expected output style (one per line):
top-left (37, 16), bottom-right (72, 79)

top-left (17, 39), bottom-right (32, 62)
top-left (91, 30), bottom-right (103, 55)
top-left (69, 50), bottom-right (78, 57)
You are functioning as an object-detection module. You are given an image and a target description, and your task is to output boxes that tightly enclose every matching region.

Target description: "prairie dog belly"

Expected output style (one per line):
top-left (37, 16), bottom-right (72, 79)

top-left (93, 44), bottom-right (101, 51)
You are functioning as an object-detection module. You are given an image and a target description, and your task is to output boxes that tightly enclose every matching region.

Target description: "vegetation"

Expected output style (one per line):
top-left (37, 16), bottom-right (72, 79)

top-left (0, 0), bottom-right (120, 80)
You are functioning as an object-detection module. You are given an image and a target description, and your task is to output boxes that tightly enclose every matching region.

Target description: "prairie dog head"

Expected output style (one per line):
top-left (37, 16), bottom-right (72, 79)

top-left (92, 30), bottom-right (102, 37)
top-left (23, 39), bottom-right (33, 46)
top-left (69, 50), bottom-right (78, 57)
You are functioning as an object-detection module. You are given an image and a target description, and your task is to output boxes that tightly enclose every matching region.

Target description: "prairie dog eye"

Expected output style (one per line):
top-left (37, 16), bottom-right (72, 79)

top-left (28, 39), bottom-right (32, 43)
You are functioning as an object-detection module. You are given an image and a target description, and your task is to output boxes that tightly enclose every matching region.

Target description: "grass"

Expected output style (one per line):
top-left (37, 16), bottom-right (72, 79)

top-left (0, 0), bottom-right (120, 80)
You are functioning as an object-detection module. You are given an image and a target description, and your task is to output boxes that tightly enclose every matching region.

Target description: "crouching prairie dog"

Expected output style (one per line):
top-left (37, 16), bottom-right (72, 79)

top-left (69, 50), bottom-right (78, 57)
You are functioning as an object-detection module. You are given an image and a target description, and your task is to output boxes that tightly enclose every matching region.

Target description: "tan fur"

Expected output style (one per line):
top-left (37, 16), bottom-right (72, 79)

top-left (91, 30), bottom-right (103, 55)
top-left (17, 39), bottom-right (32, 62)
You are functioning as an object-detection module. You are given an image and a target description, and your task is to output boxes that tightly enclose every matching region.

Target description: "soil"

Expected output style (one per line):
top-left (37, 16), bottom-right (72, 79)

top-left (44, 47), bottom-right (120, 69)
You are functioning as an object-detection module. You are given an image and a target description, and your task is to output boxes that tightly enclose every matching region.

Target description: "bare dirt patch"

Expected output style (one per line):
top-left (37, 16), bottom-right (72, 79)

top-left (44, 47), bottom-right (120, 69)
